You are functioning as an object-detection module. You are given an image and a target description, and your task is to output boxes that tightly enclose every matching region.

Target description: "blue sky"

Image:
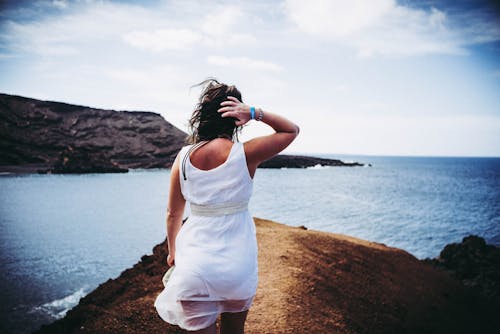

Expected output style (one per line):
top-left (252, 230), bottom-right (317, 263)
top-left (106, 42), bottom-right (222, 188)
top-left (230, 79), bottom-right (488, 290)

top-left (1, 0), bottom-right (499, 156)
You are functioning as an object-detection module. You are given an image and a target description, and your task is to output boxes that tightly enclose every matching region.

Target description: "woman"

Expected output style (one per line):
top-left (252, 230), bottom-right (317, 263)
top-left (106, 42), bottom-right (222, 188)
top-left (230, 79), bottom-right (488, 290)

top-left (154, 79), bottom-right (299, 334)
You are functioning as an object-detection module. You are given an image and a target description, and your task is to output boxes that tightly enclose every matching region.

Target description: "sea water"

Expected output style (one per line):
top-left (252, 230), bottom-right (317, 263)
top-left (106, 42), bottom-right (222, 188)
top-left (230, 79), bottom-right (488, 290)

top-left (0, 156), bottom-right (499, 333)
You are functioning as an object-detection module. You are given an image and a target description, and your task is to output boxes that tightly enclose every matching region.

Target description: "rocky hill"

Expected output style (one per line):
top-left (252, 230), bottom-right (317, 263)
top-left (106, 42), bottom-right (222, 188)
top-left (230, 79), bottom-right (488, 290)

top-left (34, 218), bottom-right (499, 334)
top-left (0, 93), bottom-right (186, 173)
top-left (0, 93), bottom-right (364, 174)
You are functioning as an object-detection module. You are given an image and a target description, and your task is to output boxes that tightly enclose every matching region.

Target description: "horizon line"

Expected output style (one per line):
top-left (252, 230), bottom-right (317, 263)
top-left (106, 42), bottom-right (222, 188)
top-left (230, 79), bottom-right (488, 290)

top-left (285, 151), bottom-right (500, 159)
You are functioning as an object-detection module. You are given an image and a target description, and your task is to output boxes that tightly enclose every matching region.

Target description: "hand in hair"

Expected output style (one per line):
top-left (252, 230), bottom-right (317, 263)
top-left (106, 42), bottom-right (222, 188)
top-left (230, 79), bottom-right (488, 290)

top-left (218, 96), bottom-right (251, 126)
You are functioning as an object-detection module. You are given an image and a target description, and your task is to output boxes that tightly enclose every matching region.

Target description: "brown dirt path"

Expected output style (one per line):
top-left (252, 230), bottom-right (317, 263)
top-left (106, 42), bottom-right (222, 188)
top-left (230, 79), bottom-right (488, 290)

top-left (35, 218), bottom-right (499, 334)
top-left (245, 218), bottom-right (305, 332)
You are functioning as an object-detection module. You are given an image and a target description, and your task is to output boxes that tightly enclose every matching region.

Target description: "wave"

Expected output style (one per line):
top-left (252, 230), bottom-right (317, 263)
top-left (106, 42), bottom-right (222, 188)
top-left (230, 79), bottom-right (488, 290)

top-left (306, 164), bottom-right (330, 170)
top-left (31, 288), bottom-right (87, 319)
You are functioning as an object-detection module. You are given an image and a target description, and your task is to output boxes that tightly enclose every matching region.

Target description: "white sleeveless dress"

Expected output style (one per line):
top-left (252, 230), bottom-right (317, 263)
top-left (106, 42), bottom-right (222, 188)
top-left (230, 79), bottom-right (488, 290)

top-left (154, 141), bottom-right (259, 331)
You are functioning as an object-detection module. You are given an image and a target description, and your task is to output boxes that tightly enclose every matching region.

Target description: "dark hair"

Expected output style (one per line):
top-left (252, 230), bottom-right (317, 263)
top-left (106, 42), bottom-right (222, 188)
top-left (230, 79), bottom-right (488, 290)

top-left (187, 78), bottom-right (242, 144)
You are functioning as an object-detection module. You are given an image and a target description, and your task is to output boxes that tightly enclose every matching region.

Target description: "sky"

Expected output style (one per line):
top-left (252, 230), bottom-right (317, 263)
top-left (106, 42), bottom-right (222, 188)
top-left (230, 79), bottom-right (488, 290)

top-left (0, 0), bottom-right (499, 157)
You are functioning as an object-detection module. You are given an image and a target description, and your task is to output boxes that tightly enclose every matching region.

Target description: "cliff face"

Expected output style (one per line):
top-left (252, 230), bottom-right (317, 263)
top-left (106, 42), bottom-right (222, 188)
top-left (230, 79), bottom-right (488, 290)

top-left (34, 218), bottom-right (499, 334)
top-left (0, 93), bottom-right (186, 172)
top-left (0, 93), bottom-right (364, 173)
top-left (423, 235), bottom-right (500, 302)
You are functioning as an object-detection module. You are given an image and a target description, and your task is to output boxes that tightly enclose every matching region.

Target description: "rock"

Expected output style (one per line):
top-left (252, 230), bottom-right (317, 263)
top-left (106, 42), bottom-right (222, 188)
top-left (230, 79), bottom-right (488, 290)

top-left (0, 93), bottom-right (186, 173)
top-left (259, 154), bottom-right (364, 168)
top-left (0, 93), bottom-right (365, 173)
top-left (422, 235), bottom-right (500, 302)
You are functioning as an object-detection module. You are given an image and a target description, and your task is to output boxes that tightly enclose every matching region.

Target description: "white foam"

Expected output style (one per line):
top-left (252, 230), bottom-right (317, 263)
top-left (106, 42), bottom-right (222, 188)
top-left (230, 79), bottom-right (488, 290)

top-left (32, 288), bottom-right (87, 319)
top-left (306, 164), bottom-right (329, 170)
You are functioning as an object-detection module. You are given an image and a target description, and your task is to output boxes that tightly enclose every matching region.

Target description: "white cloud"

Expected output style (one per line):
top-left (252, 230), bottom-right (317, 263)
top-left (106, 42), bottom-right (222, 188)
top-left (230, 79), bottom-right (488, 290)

top-left (203, 32), bottom-right (257, 48)
top-left (121, 4), bottom-right (256, 52)
top-left (353, 8), bottom-right (465, 57)
top-left (201, 6), bottom-right (242, 36)
top-left (207, 55), bottom-right (283, 72)
top-left (198, 5), bottom-right (257, 47)
top-left (283, 0), bottom-right (498, 57)
top-left (0, 53), bottom-right (18, 59)
top-left (429, 7), bottom-right (446, 29)
top-left (456, 11), bottom-right (500, 45)
top-left (0, 2), bottom-right (155, 55)
top-left (1, 0), bottom-right (499, 156)
top-left (1, 20), bottom-right (76, 55)
top-left (51, 0), bottom-right (68, 10)
top-left (284, 0), bottom-right (394, 37)
top-left (122, 29), bottom-right (202, 52)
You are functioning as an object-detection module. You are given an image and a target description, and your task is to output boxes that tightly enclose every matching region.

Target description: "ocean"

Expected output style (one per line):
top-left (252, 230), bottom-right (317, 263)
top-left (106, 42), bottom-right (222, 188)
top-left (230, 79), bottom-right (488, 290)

top-left (1, 155), bottom-right (499, 333)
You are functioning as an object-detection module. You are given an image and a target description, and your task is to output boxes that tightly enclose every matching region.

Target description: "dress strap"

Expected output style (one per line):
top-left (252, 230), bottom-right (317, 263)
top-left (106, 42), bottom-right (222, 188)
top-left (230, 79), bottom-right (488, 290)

top-left (182, 141), bottom-right (209, 180)
top-left (190, 201), bottom-right (249, 217)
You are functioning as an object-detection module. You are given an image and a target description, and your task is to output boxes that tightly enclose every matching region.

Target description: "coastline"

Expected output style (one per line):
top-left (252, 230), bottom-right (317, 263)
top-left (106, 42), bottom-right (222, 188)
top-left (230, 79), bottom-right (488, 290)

top-left (0, 152), bottom-right (364, 176)
top-left (34, 218), bottom-right (499, 334)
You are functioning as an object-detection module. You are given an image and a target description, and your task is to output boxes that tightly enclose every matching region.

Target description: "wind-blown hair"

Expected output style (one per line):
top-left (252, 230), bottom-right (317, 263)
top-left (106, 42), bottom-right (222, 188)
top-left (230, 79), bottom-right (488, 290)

top-left (187, 78), bottom-right (242, 144)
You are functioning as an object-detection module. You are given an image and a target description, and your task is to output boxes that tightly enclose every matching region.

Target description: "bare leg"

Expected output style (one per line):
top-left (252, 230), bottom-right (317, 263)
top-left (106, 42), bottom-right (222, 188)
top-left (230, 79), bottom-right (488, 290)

top-left (220, 310), bottom-right (249, 334)
top-left (180, 299), bottom-right (218, 334)
top-left (188, 321), bottom-right (217, 334)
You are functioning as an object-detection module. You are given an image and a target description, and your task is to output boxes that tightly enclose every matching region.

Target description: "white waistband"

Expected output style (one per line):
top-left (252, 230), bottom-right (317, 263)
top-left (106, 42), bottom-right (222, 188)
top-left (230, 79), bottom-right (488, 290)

top-left (190, 201), bottom-right (249, 217)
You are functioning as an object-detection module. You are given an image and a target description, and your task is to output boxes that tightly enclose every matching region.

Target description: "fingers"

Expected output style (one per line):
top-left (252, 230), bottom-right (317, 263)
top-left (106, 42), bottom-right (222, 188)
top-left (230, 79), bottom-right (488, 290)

top-left (220, 100), bottom-right (237, 107)
top-left (218, 101), bottom-right (245, 112)
top-left (220, 96), bottom-right (241, 107)
top-left (217, 106), bottom-right (233, 113)
top-left (227, 96), bottom-right (240, 102)
top-left (220, 111), bottom-right (237, 118)
top-left (218, 105), bottom-right (245, 114)
top-left (218, 96), bottom-right (247, 123)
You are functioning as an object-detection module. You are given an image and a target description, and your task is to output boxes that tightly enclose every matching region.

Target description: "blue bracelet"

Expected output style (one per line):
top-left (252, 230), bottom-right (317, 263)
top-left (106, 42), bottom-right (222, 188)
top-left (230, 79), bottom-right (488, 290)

top-left (250, 106), bottom-right (255, 120)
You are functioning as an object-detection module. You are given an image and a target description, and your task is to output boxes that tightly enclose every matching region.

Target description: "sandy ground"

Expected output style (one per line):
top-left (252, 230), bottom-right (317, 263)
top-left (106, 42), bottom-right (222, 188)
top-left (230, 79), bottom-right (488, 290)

top-left (35, 218), bottom-right (499, 334)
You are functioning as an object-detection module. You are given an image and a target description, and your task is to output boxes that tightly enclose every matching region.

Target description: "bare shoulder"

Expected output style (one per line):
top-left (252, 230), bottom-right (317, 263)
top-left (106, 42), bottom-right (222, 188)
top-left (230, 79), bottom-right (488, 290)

top-left (190, 138), bottom-right (234, 170)
top-left (203, 138), bottom-right (233, 156)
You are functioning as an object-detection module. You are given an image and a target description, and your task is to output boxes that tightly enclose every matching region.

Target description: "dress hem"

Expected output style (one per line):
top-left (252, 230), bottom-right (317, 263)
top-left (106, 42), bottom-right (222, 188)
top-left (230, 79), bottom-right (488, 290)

top-left (177, 292), bottom-right (257, 302)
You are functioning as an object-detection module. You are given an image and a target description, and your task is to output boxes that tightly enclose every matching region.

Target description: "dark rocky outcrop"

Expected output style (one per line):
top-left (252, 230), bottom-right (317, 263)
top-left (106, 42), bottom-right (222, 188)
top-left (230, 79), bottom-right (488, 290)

top-left (260, 154), bottom-right (364, 168)
top-left (423, 235), bottom-right (500, 302)
top-left (0, 93), bottom-right (364, 174)
top-left (0, 93), bottom-right (186, 173)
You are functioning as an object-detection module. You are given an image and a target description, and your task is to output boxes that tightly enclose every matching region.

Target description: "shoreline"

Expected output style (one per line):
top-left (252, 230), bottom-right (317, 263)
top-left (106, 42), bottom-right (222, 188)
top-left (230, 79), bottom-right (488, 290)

top-left (0, 164), bottom-right (50, 175)
top-left (0, 154), bottom-right (364, 176)
top-left (34, 217), bottom-right (500, 334)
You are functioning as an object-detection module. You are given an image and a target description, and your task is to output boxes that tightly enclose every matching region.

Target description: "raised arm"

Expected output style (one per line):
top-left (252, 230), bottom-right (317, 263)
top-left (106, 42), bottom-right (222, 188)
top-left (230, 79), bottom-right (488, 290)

top-left (218, 96), bottom-right (299, 177)
top-left (165, 152), bottom-right (186, 266)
